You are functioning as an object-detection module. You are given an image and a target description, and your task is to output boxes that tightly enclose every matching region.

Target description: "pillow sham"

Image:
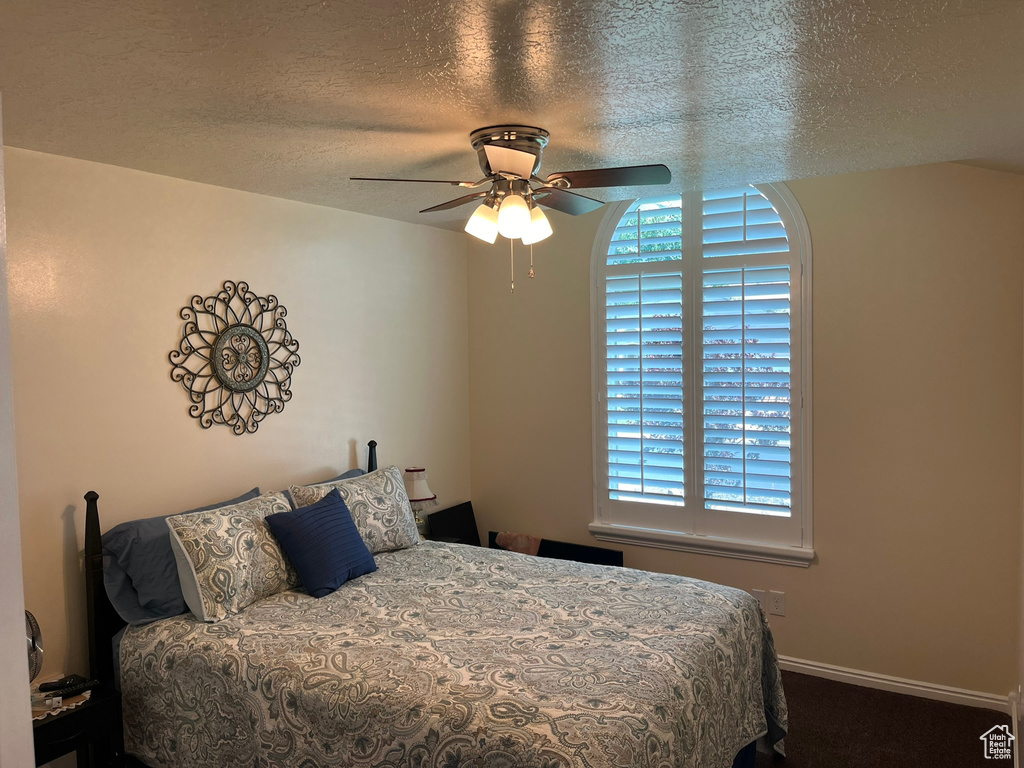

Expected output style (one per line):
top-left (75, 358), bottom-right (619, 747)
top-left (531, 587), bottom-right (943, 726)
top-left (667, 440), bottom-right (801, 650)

top-left (288, 465), bottom-right (420, 554)
top-left (101, 487), bottom-right (261, 625)
top-left (282, 467), bottom-right (365, 509)
top-left (166, 491), bottom-right (298, 621)
top-left (266, 489), bottom-right (377, 598)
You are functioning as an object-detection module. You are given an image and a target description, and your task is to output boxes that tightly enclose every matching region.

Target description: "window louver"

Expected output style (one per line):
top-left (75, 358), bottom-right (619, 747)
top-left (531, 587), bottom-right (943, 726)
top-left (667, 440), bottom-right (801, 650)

top-left (603, 186), bottom-right (796, 519)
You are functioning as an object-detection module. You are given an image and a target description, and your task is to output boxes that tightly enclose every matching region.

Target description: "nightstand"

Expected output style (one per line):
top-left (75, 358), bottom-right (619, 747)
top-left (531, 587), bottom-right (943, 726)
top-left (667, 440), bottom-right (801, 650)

top-left (33, 686), bottom-right (124, 767)
top-left (425, 502), bottom-right (481, 546)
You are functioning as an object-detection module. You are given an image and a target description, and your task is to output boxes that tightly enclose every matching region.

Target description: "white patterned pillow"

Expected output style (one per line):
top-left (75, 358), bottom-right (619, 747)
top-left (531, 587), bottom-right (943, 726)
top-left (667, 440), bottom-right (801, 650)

top-left (289, 465), bottom-right (420, 554)
top-left (166, 491), bottom-right (298, 621)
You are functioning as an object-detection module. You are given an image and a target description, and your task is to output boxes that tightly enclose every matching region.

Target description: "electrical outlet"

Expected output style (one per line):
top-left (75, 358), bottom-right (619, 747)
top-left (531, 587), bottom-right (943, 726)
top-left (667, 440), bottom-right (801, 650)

top-left (769, 590), bottom-right (786, 616)
top-left (751, 589), bottom-right (767, 612)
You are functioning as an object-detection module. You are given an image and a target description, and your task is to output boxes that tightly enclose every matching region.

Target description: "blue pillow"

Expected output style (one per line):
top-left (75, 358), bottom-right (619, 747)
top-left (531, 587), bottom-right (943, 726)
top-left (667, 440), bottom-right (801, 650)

top-left (283, 467), bottom-right (365, 509)
top-left (329, 468), bottom-right (367, 482)
top-left (266, 488), bottom-right (376, 598)
top-left (102, 488), bottom-right (261, 625)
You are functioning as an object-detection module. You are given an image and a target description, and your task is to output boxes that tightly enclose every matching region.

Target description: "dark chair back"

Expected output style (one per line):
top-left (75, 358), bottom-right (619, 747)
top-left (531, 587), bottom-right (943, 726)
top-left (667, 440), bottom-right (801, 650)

top-left (488, 530), bottom-right (623, 567)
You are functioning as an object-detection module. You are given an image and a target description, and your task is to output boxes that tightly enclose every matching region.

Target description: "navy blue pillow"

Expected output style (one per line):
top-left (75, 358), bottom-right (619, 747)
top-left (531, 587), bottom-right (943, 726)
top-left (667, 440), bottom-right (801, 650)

top-left (102, 487), bottom-right (261, 625)
top-left (266, 488), bottom-right (376, 598)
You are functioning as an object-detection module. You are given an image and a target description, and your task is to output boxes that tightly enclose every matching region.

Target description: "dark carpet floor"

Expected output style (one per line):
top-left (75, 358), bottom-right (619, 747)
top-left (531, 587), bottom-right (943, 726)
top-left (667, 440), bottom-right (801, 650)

top-left (755, 671), bottom-right (1012, 768)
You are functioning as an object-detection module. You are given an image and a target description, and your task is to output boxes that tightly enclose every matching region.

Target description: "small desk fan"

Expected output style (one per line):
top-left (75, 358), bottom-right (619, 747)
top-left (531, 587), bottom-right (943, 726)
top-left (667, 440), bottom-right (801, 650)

top-left (25, 610), bottom-right (43, 681)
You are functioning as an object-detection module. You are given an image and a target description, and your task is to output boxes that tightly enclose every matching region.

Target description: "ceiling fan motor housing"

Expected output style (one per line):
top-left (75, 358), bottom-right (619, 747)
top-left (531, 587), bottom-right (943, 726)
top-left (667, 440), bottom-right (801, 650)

top-left (489, 177), bottom-right (532, 205)
top-left (470, 125), bottom-right (549, 177)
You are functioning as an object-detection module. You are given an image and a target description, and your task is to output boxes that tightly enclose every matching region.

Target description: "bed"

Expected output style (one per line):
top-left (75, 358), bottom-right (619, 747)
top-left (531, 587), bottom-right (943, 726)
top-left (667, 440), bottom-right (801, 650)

top-left (83, 442), bottom-right (787, 768)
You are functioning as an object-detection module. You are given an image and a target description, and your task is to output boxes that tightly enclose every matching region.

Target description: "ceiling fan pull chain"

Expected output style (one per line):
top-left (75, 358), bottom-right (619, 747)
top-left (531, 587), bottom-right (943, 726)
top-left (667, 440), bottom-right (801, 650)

top-left (529, 244), bottom-right (535, 278)
top-left (510, 239), bottom-right (515, 294)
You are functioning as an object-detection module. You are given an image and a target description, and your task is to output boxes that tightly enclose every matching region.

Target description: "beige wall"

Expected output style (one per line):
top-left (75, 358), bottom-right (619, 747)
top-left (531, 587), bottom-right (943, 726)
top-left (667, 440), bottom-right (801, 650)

top-left (468, 162), bottom-right (1024, 695)
top-left (8, 149), bottom-right (1022, 704)
top-left (6, 147), bottom-right (471, 681)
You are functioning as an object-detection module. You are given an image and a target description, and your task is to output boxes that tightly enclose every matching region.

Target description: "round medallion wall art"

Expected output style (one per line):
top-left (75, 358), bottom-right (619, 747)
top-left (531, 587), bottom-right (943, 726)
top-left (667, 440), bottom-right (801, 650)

top-left (169, 281), bottom-right (300, 434)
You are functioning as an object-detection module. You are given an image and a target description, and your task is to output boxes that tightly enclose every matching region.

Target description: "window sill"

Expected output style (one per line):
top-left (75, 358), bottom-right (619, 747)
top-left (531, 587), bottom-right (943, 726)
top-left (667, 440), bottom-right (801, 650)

top-left (588, 522), bottom-right (815, 567)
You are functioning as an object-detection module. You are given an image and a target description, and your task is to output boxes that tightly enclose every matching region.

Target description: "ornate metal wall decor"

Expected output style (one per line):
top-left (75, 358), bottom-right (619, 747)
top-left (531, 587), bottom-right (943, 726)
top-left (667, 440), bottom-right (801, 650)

top-left (169, 281), bottom-right (300, 434)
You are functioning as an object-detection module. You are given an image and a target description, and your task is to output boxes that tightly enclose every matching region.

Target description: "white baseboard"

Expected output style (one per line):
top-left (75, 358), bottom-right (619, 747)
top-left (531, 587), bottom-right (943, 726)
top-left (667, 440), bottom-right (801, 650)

top-left (778, 655), bottom-right (1011, 714)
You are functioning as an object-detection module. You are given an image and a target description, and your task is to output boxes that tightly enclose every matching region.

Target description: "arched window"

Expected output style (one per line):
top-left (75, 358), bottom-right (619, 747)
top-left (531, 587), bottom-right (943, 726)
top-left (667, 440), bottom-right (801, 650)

top-left (590, 185), bottom-right (813, 565)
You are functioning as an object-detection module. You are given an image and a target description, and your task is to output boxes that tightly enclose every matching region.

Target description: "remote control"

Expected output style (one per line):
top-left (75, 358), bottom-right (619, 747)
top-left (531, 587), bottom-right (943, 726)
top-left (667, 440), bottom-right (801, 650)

top-left (47, 678), bottom-right (100, 699)
top-left (39, 674), bottom-right (87, 693)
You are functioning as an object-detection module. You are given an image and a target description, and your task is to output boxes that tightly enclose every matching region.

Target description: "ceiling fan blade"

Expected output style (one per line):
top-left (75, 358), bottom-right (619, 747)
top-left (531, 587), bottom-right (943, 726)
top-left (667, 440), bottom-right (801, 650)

top-left (351, 177), bottom-right (475, 186)
top-left (420, 191), bottom-right (489, 214)
top-left (534, 188), bottom-right (606, 216)
top-left (545, 164), bottom-right (671, 189)
top-left (484, 145), bottom-right (537, 178)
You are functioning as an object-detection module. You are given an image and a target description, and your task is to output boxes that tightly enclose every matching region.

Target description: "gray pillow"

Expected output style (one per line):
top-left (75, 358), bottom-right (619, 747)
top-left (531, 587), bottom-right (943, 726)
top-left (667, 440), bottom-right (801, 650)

top-left (283, 468), bottom-right (365, 509)
top-left (101, 488), bottom-right (261, 625)
top-left (330, 468), bottom-right (367, 481)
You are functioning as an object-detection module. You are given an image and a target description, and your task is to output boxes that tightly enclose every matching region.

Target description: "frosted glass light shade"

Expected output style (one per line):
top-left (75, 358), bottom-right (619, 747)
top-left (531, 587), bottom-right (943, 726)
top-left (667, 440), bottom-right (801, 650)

top-left (521, 206), bottom-right (553, 245)
top-left (497, 193), bottom-right (531, 239)
top-left (465, 202), bottom-right (499, 243)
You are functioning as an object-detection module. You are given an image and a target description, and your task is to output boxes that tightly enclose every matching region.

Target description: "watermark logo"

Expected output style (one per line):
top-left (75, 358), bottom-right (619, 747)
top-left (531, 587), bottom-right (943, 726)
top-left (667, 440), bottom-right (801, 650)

top-left (980, 725), bottom-right (1014, 760)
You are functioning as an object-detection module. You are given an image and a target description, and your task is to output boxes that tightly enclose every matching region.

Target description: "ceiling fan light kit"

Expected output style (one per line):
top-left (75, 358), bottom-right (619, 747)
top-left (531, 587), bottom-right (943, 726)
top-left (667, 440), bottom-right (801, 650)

top-left (464, 199), bottom-right (499, 244)
top-left (496, 191), bottom-right (531, 239)
top-left (521, 205), bottom-right (553, 245)
top-left (353, 124), bottom-right (671, 284)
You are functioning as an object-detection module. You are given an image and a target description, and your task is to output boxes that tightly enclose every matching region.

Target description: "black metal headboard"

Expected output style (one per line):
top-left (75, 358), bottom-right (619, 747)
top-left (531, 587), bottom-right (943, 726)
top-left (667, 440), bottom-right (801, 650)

top-left (85, 440), bottom-right (381, 686)
top-left (84, 490), bottom-right (124, 684)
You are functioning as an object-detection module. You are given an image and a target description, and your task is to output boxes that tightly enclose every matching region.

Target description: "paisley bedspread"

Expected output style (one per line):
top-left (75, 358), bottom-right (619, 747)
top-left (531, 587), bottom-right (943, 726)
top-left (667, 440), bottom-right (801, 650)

top-left (120, 541), bottom-right (787, 768)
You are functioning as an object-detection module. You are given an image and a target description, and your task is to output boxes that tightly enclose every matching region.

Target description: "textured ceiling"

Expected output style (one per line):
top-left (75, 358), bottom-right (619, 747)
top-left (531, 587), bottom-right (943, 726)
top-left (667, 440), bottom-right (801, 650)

top-left (0, 0), bottom-right (1021, 229)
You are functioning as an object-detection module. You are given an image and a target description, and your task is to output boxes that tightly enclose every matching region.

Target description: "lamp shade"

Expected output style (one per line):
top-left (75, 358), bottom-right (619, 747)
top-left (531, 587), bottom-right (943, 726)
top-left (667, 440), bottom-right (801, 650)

top-left (521, 205), bottom-right (553, 245)
top-left (403, 468), bottom-right (437, 504)
top-left (497, 193), bottom-right (531, 239)
top-left (465, 202), bottom-right (499, 243)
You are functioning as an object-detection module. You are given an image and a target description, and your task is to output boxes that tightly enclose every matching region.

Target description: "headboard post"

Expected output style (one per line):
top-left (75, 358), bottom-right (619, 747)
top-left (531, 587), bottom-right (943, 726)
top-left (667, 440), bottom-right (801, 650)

top-left (84, 491), bottom-right (121, 684)
top-left (367, 440), bottom-right (378, 472)
top-left (84, 491), bottom-right (105, 681)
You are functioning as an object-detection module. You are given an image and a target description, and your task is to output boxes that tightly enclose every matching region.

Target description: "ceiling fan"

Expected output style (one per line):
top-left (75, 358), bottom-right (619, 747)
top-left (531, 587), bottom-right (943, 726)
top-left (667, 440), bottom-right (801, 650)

top-left (352, 125), bottom-right (671, 245)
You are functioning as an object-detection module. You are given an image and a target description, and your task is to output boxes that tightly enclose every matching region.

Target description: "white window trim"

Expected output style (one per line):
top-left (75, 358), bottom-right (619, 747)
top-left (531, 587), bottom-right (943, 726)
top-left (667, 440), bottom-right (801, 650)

top-left (589, 182), bottom-right (815, 567)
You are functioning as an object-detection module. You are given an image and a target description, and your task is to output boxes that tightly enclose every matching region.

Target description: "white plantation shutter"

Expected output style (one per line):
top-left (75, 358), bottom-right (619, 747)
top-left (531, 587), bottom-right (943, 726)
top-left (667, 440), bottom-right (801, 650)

top-left (593, 184), bottom-right (812, 561)
top-left (607, 199), bottom-right (683, 265)
top-left (605, 197), bottom-right (687, 508)
top-left (702, 188), bottom-right (790, 259)
top-left (702, 266), bottom-right (792, 515)
top-left (606, 271), bottom-right (685, 505)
